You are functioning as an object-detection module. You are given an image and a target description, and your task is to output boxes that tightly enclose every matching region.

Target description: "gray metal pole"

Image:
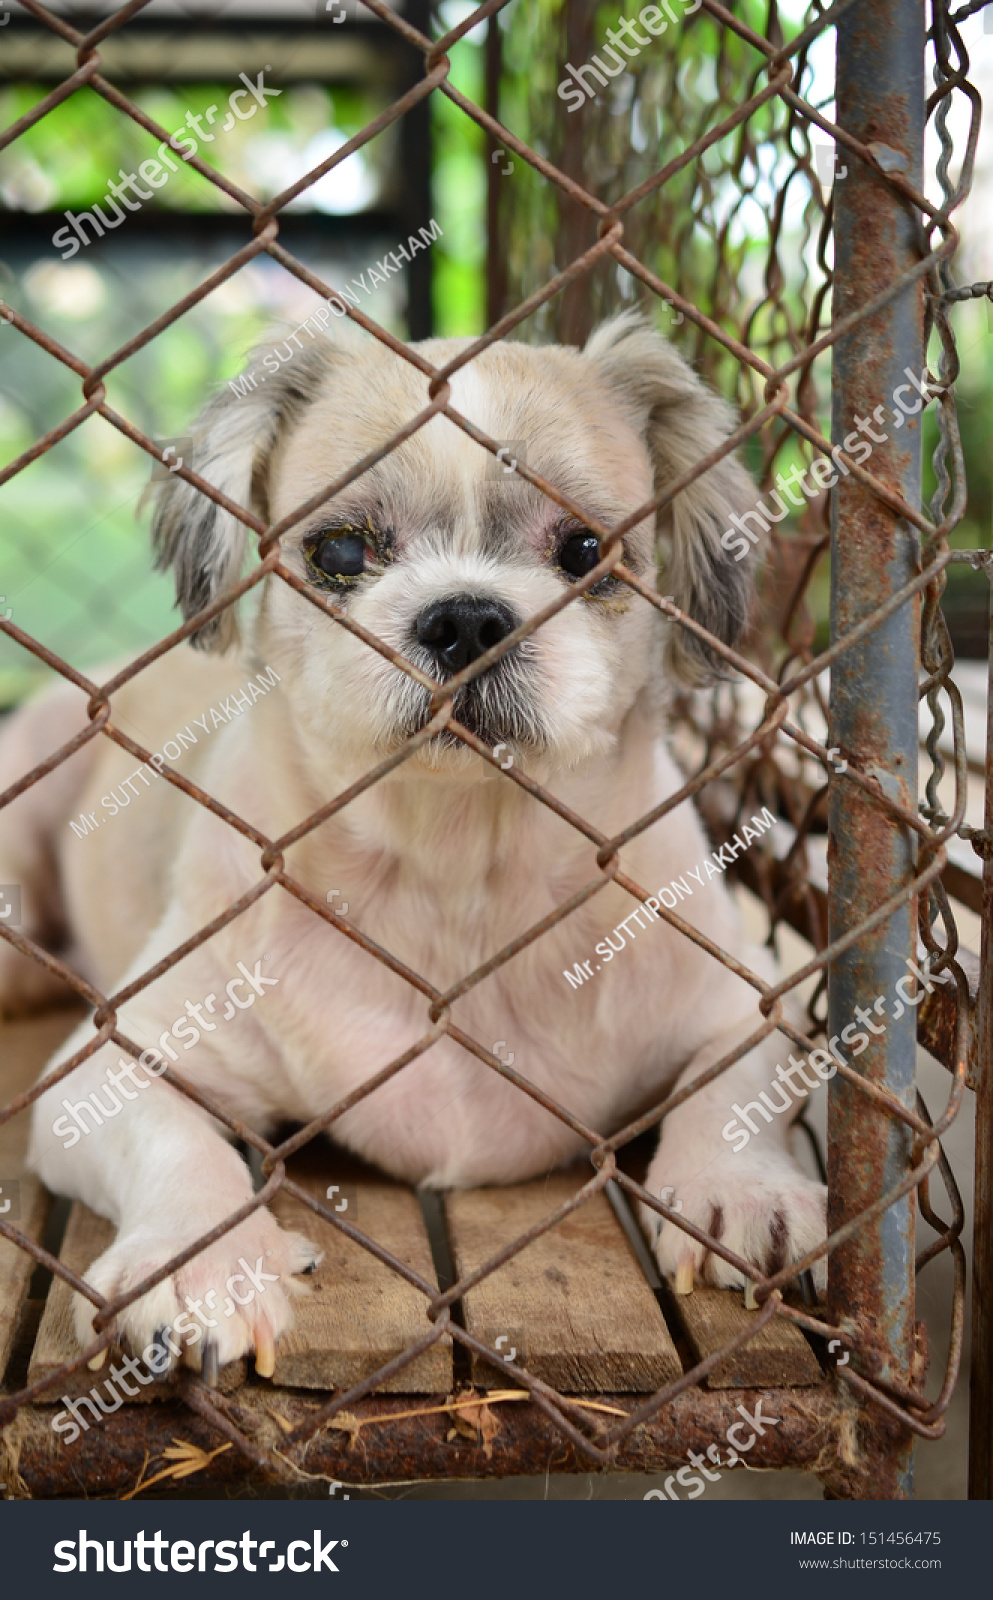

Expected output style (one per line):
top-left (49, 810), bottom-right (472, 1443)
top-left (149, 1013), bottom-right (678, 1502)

top-left (829, 0), bottom-right (926, 1501)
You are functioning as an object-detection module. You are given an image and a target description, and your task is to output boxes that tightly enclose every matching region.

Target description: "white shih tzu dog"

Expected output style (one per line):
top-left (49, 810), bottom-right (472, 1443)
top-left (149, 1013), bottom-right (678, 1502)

top-left (0, 314), bottom-right (826, 1380)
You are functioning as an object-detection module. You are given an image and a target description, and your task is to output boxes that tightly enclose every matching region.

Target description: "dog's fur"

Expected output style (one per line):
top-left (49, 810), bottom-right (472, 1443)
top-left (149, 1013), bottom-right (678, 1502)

top-left (0, 316), bottom-right (826, 1374)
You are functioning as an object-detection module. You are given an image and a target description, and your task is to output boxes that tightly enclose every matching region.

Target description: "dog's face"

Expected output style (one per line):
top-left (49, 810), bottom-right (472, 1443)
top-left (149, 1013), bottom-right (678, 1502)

top-left (152, 316), bottom-right (758, 775)
top-left (261, 335), bottom-right (660, 772)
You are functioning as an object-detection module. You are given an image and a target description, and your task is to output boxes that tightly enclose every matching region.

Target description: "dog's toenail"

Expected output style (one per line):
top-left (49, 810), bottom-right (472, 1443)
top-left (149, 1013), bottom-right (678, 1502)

top-left (674, 1254), bottom-right (695, 1295)
top-left (151, 1326), bottom-right (172, 1372)
top-left (254, 1325), bottom-right (276, 1379)
top-left (201, 1341), bottom-right (219, 1387)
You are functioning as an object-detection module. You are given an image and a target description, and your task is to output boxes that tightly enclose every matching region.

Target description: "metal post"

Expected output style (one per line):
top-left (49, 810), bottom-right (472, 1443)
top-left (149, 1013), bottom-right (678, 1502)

top-left (968, 557), bottom-right (993, 1498)
top-left (829, 0), bottom-right (926, 1500)
top-left (403, 0), bottom-right (434, 340)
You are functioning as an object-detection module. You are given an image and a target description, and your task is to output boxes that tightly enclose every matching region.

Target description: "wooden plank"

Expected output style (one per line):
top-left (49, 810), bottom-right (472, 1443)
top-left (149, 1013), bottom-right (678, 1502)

top-left (0, 1176), bottom-right (48, 1389)
top-left (668, 1286), bottom-right (823, 1388)
top-left (446, 1173), bottom-right (682, 1393)
top-left (28, 1205), bottom-right (117, 1401)
top-left (270, 1155), bottom-right (451, 1394)
top-left (28, 1202), bottom-right (245, 1400)
top-left (0, 1011), bottom-right (81, 1387)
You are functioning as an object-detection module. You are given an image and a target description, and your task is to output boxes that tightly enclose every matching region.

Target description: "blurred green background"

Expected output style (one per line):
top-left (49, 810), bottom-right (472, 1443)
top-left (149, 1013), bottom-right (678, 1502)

top-left (0, 0), bottom-right (488, 704)
top-left (1, 0), bottom-right (990, 707)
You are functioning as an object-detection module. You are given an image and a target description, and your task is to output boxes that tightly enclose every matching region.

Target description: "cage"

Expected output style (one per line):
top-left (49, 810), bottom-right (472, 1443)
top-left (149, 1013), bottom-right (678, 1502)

top-left (0, 0), bottom-right (990, 1504)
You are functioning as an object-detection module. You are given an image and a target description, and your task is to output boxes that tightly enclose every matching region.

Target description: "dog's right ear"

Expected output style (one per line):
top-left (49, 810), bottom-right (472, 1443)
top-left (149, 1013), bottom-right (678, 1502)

top-left (148, 339), bottom-right (334, 650)
top-left (583, 313), bottom-right (762, 685)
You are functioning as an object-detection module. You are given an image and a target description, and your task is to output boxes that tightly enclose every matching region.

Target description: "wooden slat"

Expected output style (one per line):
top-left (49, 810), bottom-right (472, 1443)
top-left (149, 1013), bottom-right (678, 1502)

top-left (28, 1203), bottom-right (245, 1399)
top-left (29, 1206), bottom-right (117, 1401)
top-left (0, 1011), bottom-right (80, 1387)
top-left (446, 1173), bottom-right (682, 1393)
top-left (270, 1156), bottom-right (450, 1393)
top-left (668, 1287), bottom-right (823, 1388)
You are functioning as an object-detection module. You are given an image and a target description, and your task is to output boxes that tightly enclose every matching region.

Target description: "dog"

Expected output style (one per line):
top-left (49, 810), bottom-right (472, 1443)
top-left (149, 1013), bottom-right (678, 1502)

top-left (0, 313), bottom-right (826, 1381)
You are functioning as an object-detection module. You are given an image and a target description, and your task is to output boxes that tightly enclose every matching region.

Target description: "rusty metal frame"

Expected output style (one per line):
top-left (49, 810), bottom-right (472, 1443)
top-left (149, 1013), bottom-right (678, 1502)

top-left (828, 0), bottom-right (925, 1501)
top-left (0, 0), bottom-right (986, 1500)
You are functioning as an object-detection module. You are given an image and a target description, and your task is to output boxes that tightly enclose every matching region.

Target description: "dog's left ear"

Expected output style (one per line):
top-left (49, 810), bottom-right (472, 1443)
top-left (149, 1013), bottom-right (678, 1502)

top-left (584, 313), bottom-right (761, 683)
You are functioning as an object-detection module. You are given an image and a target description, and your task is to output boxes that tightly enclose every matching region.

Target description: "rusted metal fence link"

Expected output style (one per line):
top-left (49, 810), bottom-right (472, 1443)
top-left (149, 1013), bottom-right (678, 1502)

top-left (0, 0), bottom-right (986, 1498)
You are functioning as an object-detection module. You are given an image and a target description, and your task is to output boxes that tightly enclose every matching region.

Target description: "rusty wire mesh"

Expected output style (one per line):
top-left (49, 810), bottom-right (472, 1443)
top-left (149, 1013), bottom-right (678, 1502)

top-left (0, 0), bottom-right (984, 1487)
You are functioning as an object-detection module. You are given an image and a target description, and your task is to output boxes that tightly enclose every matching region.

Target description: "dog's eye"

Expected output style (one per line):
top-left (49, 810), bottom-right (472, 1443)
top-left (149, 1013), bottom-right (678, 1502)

top-left (558, 532), bottom-right (603, 579)
top-left (311, 533), bottom-right (370, 579)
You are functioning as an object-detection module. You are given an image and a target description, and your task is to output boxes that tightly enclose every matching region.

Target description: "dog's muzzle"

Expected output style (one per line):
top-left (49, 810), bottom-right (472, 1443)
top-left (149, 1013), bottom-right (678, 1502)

top-left (404, 593), bottom-right (542, 749)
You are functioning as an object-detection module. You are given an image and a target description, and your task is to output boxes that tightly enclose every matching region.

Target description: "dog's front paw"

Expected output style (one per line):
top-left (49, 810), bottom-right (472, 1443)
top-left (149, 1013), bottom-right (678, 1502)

top-left (640, 1152), bottom-right (827, 1296)
top-left (73, 1209), bottom-right (319, 1382)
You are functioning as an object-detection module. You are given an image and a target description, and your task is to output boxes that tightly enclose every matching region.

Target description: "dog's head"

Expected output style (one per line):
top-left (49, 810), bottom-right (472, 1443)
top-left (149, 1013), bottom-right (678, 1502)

top-left (151, 314), bottom-right (759, 772)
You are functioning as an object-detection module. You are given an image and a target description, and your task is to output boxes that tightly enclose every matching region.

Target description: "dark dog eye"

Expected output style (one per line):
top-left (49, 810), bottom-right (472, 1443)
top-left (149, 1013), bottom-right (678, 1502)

top-left (559, 532), bottom-right (602, 578)
top-left (311, 533), bottom-right (369, 579)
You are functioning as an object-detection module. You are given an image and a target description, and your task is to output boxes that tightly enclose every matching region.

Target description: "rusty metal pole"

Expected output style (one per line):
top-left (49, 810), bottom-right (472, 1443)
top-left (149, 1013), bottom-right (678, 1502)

top-left (968, 557), bottom-right (993, 1499)
top-left (828, 0), bottom-right (925, 1499)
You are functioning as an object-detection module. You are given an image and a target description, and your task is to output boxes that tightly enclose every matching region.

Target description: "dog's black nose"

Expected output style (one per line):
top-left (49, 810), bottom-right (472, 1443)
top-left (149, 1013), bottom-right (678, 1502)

top-left (415, 595), bottom-right (517, 673)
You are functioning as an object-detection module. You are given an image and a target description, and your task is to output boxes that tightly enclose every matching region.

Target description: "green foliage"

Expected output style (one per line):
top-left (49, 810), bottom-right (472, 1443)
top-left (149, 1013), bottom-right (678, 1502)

top-left (0, 251), bottom-right (278, 705)
top-left (0, 81), bottom-right (390, 213)
top-left (0, 79), bottom-right (411, 705)
top-left (431, 20), bottom-right (487, 335)
top-left (494, 0), bottom-right (993, 663)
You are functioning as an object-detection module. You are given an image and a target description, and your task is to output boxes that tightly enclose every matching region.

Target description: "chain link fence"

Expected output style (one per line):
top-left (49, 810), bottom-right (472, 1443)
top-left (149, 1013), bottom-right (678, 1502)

top-left (0, 0), bottom-right (988, 1498)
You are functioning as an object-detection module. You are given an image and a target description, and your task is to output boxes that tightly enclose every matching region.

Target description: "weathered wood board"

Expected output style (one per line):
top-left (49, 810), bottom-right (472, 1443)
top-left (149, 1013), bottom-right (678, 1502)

top-left (5, 1011), bottom-right (823, 1433)
top-left (446, 1173), bottom-right (683, 1393)
top-left (669, 1286), bottom-right (823, 1388)
top-left (0, 1012), bottom-right (78, 1388)
top-left (270, 1157), bottom-right (451, 1394)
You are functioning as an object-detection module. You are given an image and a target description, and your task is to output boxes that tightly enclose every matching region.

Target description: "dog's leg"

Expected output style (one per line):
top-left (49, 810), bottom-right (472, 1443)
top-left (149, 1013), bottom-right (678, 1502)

top-left (640, 1021), bottom-right (828, 1294)
top-left (0, 679), bottom-right (101, 1012)
top-left (27, 937), bottom-right (318, 1376)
